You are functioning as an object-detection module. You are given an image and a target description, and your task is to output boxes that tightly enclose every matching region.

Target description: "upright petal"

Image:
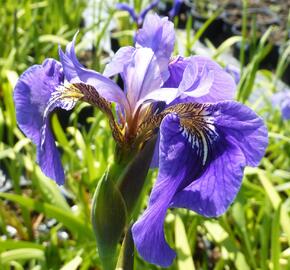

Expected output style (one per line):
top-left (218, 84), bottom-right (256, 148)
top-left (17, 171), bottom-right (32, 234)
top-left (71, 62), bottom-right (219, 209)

top-left (165, 56), bottom-right (236, 103)
top-left (187, 56), bottom-right (236, 102)
top-left (123, 48), bottom-right (163, 111)
top-left (116, 3), bottom-right (138, 22)
top-left (171, 101), bottom-right (268, 217)
top-left (139, 0), bottom-right (160, 25)
top-left (136, 13), bottom-right (175, 80)
top-left (59, 34), bottom-right (129, 111)
top-left (103, 46), bottom-right (135, 77)
top-left (14, 59), bottom-right (65, 184)
top-left (169, 0), bottom-right (183, 18)
top-left (163, 56), bottom-right (190, 88)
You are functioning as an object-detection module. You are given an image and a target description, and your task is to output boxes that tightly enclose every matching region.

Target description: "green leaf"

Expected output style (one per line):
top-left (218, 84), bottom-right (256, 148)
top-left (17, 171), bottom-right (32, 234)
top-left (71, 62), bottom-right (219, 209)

top-left (38, 34), bottom-right (69, 46)
top-left (175, 214), bottom-right (195, 270)
top-left (60, 255), bottom-right (83, 270)
top-left (0, 240), bottom-right (44, 252)
top-left (257, 170), bottom-right (290, 245)
top-left (271, 203), bottom-right (281, 270)
top-left (213, 36), bottom-right (242, 59)
top-left (204, 221), bottom-right (250, 270)
top-left (33, 167), bottom-right (71, 211)
top-left (0, 248), bottom-right (44, 265)
top-left (0, 192), bottom-right (93, 239)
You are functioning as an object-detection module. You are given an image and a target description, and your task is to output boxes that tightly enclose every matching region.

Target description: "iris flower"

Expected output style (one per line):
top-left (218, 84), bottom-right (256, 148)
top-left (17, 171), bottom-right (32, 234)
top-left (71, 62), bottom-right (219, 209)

top-left (105, 14), bottom-right (267, 266)
top-left (272, 90), bottom-right (290, 120)
top-left (14, 13), bottom-right (268, 268)
top-left (116, 0), bottom-right (160, 26)
top-left (169, 0), bottom-right (183, 19)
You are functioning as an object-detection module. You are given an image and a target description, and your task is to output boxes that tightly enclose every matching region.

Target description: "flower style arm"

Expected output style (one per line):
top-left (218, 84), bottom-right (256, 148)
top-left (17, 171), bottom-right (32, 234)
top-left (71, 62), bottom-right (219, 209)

top-left (59, 33), bottom-right (129, 111)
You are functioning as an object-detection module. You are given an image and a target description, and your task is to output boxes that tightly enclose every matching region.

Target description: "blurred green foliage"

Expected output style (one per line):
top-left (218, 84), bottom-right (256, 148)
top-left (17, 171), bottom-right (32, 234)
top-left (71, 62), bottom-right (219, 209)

top-left (0, 0), bottom-right (289, 269)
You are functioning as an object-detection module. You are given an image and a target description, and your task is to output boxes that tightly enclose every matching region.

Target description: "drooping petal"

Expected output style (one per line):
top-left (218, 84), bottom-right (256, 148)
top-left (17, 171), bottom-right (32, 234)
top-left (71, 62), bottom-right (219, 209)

top-left (136, 13), bottom-right (175, 81)
top-left (171, 139), bottom-right (246, 217)
top-left (133, 107), bottom-right (223, 266)
top-left (138, 0), bottom-right (160, 25)
top-left (133, 101), bottom-right (267, 266)
top-left (171, 101), bottom-right (268, 217)
top-left (13, 59), bottom-right (65, 184)
top-left (133, 114), bottom-right (187, 267)
top-left (38, 121), bottom-right (65, 184)
top-left (213, 101), bottom-right (268, 167)
top-left (123, 47), bottom-right (163, 111)
top-left (59, 34), bottom-right (129, 111)
top-left (116, 3), bottom-right (138, 22)
top-left (103, 46), bottom-right (135, 77)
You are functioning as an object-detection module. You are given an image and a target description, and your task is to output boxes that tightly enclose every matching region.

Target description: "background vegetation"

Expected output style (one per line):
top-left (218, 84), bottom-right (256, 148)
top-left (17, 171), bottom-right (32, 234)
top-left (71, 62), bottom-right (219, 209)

top-left (0, 0), bottom-right (289, 269)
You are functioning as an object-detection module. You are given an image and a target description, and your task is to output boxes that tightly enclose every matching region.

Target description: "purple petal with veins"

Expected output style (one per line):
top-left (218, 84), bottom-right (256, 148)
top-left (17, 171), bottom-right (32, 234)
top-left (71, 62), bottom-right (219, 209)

top-left (13, 59), bottom-right (66, 184)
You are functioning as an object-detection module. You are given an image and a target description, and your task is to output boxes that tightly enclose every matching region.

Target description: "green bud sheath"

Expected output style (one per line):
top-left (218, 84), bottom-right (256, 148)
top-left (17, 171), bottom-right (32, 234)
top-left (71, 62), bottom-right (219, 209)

top-left (117, 136), bottom-right (157, 217)
top-left (91, 171), bottom-right (128, 270)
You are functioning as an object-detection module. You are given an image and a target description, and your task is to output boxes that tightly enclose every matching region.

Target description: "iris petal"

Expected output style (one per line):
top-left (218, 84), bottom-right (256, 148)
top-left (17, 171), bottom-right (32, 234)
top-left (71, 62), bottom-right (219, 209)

top-left (169, 0), bottom-right (183, 18)
top-left (171, 139), bottom-right (246, 217)
top-left (133, 114), bottom-right (186, 267)
top-left (116, 3), bottom-right (138, 22)
top-left (133, 101), bottom-right (267, 265)
top-left (165, 56), bottom-right (236, 103)
top-left (133, 110), bottom-right (219, 266)
top-left (103, 46), bottom-right (135, 77)
top-left (213, 101), bottom-right (268, 166)
top-left (170, 101), bottom-right (268, 216)
top-left (136, 13), bottom-right (175, 81)
top-left (123, 48), bottom-right (163, 111)
top-left (14, 59), bottom-right (65, 184)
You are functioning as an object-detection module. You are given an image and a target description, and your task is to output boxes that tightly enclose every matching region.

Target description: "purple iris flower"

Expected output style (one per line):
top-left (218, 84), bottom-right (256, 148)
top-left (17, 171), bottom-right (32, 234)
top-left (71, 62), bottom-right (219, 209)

top-left (14, 13), bottom-right (268, 267)
top-left (116, 0), bottom-right (160, 26)
top-left (169, 0), bottom-right (183, 19)
top-left (13, 34), bottom-right (130, 185)
top-left (272, 90), bottom-right (290, 120)
top-left (13, 26), bottom-right (181, 185)
top-left (104, 13), bottom-right (268, 266)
